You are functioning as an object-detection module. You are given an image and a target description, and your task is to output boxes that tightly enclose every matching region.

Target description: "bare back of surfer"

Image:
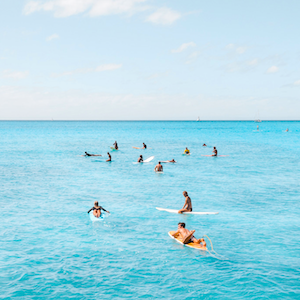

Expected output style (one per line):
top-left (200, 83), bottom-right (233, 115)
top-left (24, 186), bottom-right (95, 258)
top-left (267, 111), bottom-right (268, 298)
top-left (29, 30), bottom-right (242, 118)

top-left (178, 191), bottom-right (192, 213)
top-left (171, 222), bottom-right (207, 248)
top-left (83, 152), bottom-right (101, 157)
top-left (154, 162), bottom-right (163, 172)
top-left (212, 147), bottom-right (218, 156)
top-left (106, 152), bottom-right (111, 162)
top-left (138, 155), bottom-right (143, 163)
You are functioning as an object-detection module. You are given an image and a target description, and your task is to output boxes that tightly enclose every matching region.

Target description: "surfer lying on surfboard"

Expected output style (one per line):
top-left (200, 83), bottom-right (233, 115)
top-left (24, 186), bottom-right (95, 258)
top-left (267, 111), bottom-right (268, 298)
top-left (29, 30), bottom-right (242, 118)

top-left (171, 223), bottom-right (207, 249)
top-left (87, 201), bottom-right (110, 218)
top-left (161, 159), bottom-right (176, 163)
top-left (82, 152), bottom-right (102, 156)
top-left (178, 191), bottom-right (192, 213)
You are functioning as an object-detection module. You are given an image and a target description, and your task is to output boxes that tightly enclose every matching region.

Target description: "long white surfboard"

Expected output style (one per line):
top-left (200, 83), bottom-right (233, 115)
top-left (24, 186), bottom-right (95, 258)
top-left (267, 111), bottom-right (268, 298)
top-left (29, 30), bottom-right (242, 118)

top-left (156, 207), bottom-right (219, 215)
top-left (132, 156), bottom-right (155, 164)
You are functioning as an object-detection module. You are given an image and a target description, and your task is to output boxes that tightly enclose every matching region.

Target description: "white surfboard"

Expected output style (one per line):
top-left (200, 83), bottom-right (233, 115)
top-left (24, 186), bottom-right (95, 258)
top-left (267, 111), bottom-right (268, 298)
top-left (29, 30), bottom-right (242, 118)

top-left (156, 207), bottom-right (218, 215)
top-left (143, 156), bottom-right (155, 162)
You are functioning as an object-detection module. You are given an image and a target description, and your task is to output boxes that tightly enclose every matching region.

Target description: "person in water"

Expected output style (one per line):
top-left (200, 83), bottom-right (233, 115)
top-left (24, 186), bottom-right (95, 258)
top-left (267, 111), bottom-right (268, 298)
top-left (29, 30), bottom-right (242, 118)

top-left (138, 155), bottom-right (143, 163)
top-left (212, 147), bottom-right (218, 156)
top-left (178, 191), bottom-right (192, 213)
top-left (171, 223), bottom-right (207, 248)
top-left (154, 161), bottom-right (163, 172)
top-left (202, 144), bottom-right (207, 147)
top-left (83, 152), bottom-right (101, 157)
top-left (106, 152), bottom-right (111, 162)
top-left (167, 159), bottom-right (176, 163)
top-left (184, 147), bottom-right (190, 154)
top-left (142, 143), bottom-right (147, 149)
top-left (87, 201), bottom-right (110, 218)
top-left (286, 128), bottom-right (289, 132)
top-left (257, 125), bottom-right (259, 131)
top-left (113, 141), bottom-right (118, 150)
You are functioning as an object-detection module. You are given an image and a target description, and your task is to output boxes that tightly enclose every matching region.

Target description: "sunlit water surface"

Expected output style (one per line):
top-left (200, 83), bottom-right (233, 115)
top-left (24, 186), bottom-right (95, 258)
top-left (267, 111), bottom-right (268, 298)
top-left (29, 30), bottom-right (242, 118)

top-left (1, 121), bottom-right (299, 299)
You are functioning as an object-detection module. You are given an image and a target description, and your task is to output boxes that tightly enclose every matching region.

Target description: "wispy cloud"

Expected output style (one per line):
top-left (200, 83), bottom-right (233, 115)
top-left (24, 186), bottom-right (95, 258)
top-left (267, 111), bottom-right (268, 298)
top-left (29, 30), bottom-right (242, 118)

top-left (52, 64), bottom-right (122, 77)
top-left (2, 70), bottom-right (29, 80)
top-left (225, 43), bottom-right (247, 54)
top-left (146, 7), bottom-right (181, 25)
top-left (294, 79), bottom-right (300, 86)
top-left (267, 66), bottom-right (278, 73)
top-left (171, 42), bottom-right (196, 53)
top-left (186, 51), bottom-right (200, 64)
top-left (23, 0), bottom-right (148, 18)
top-left (248, 58), bottom-right (258, 66)
top-left (46, 33), bottom-right (59, 41)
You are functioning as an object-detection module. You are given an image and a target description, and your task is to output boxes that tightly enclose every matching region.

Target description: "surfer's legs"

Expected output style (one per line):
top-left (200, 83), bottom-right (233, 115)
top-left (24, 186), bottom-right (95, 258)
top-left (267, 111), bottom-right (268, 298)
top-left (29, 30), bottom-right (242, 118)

top-left (178, 208), bottom-right (192, 214)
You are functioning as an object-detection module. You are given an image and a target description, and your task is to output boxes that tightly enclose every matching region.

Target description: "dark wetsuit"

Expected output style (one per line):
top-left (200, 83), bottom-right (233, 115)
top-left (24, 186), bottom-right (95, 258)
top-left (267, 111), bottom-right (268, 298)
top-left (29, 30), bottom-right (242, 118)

top-left (87, 206), bottom-right (108, 214)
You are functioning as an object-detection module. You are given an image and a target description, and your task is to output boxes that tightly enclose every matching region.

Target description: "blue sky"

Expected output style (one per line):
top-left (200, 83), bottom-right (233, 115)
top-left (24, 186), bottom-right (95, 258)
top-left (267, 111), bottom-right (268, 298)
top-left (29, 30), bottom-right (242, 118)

top-left (1, 0), bottom-right (300, 120)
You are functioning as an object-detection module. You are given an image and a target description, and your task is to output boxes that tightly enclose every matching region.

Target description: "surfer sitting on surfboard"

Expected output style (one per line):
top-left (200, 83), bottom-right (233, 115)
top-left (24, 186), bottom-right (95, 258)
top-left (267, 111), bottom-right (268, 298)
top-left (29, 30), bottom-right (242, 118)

top-left (178, 191), bottom-right (192, 213)
top-left (171, 223), bottom-right (207, 248)
top-left (154, 162), bottom-right (163, 172)
top-left (212, 147), bottom-right (217, 156)
top-left (202, 144), bottom-right (207, 147)
top-left (113, 141), bottom-right (118, 150)
top-left (83, 152), bottom-right (101, 156)
top-left (138, 155), bottom-right (143, 163)
top-left (87, 201), bottom-right (110, 218)
top-left (106, 152), bottom-right (111, 162)
top-left (142, 143), bottom-right (147, 149)
top-left (184, 147), bottom-right (190, 154)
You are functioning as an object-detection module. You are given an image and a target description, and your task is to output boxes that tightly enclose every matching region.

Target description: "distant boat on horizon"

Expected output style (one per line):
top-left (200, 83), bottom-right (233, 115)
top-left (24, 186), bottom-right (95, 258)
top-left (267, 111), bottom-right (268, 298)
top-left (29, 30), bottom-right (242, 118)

top-left (254, 111), bottom-right (261, 122)
top-left (196, 116), bottom-right (200, 121)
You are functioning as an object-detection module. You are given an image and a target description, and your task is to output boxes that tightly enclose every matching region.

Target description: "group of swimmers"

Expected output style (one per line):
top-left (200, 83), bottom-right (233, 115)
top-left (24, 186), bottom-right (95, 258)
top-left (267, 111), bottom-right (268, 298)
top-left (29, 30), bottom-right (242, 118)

top-left (88, 190), bottom-right (207, 250)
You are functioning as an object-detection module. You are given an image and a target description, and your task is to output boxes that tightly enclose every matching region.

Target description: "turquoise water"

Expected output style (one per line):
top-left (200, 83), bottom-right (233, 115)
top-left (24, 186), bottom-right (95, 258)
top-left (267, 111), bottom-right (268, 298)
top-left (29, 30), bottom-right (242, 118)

top-left (1, 121), bottom-right (299, 299)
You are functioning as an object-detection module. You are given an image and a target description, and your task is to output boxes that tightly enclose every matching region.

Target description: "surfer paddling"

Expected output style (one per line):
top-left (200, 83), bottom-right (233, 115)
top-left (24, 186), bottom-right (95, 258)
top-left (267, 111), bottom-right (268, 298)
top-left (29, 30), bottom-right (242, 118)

top-left (88, 201), bottom-right (110, 218)
top-left (178, 191), bottom-right (192, 213)
top-left (171, 222), bottom-right (207, 249)
top-left (106, 152), bottom-right (111, 162)
top-left (154, 162), bottom-right (163, 172)
top-left (162, 159), bottom-right (176, 163)
top-left (138, 155), bottom-right (143, 163)
top-left (83, 152), bottom-right (101, 157)
top-left (113, 141), bottom-right (118, 150)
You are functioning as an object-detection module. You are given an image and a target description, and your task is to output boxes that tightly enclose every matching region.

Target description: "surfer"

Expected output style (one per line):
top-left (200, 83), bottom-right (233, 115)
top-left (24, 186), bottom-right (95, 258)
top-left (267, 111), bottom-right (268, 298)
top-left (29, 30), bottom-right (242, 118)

top-left (87, 201), bottom-right (110, 218)
top-left (83, 152), bottom-right (101, 157)
top-left (171, 223), bottom-right (207, 248)
top-left (154, 162), bottom-right (163, 172)
top-left (167, 159), bottom-right (176, 163)
top-left (184, 147), bottom-right (190, 154)
top-left (138, 155), bottom-right (143, 163)
top-left (113, 141), bottom-right (118, 150)
top-left (202, 144), bottom-right (207, 147)
top-left (142, 143), bottom-right (147, 149)
top-left (178, 191), bottom-right (192, 213)
top-left (257, 125), bottom-right (259, 131)
top-left (106, 152), bottom-right (111, 162)
top-left (286, 128), bottom-right (289, 132)
top-left (212, 147), bottom-right (218, 156)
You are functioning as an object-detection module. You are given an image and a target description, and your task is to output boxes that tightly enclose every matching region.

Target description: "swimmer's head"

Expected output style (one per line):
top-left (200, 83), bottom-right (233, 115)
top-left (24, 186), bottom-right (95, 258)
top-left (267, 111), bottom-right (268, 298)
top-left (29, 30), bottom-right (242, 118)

top-left (85, 152), bottom-right (87, 154)
top-left (94, 201), bottom-right (98, 207)
top-left (183, 191), bottom-right (188, 197)
top-left (140, 155), bottom-right (143, 157)
top-left (178, 222), bottom-right (185, 228)
top-left (159, 161), bottom-right (161, 164)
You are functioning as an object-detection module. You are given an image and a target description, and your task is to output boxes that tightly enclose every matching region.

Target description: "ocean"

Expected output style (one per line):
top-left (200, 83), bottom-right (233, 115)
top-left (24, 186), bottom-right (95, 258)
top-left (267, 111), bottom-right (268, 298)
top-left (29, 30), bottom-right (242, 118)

top-left (1, 121), bottom-right (299, 299)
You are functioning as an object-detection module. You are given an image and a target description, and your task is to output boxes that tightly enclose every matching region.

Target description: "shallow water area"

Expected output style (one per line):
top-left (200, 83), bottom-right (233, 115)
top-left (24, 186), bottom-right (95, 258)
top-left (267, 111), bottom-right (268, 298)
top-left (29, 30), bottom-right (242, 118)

top-left (1, 121), bottom-right (300, 299)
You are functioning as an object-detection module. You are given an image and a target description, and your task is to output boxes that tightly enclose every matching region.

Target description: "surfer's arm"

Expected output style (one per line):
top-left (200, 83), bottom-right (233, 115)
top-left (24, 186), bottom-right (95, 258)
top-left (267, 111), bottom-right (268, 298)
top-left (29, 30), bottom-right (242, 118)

top-left (171, 231), bottom-right (180, 237)
top-left (100, 206), bottom-right (110, 213)
top-left (87, 207), bottom-right (94, 213)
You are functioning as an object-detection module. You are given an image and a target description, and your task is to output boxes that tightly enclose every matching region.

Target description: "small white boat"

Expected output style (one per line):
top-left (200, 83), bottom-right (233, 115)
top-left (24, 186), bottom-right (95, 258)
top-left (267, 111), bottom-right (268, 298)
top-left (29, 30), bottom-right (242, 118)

top-left (196, 116), bottom-right (200, 121)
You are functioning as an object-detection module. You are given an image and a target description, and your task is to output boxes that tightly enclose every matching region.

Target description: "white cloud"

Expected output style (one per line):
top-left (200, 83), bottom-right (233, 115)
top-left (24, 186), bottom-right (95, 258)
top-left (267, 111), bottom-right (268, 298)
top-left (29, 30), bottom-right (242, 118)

top-left (146, 7), bottom-right (181, 25)
top-left (225, 44), bottom-right (247, 54)
top-left (172, 42), bottom-right (196, 53)
top-left (2, 70), bottom-right (29, 80)
top-left (267, 66), bottom-right (278, 73)
top-left (294, 79), bottom-right (300, 86)
top-left (52, 64), bottom-right (122, 77)
top-left (46, 33), bottom-right (59, 41)
top-left (96, 64), bottom-right (122, 72)
top-left (248, 58), bottom-right (258, 66)
top-left (23, 0), bottom-right (147, 18)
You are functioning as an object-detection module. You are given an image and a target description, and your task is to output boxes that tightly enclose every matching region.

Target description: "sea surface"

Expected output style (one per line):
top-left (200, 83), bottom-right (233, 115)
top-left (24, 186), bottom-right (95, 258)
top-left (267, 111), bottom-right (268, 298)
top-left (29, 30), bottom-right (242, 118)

top-left (1, 121), bottom-right (299, 299)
